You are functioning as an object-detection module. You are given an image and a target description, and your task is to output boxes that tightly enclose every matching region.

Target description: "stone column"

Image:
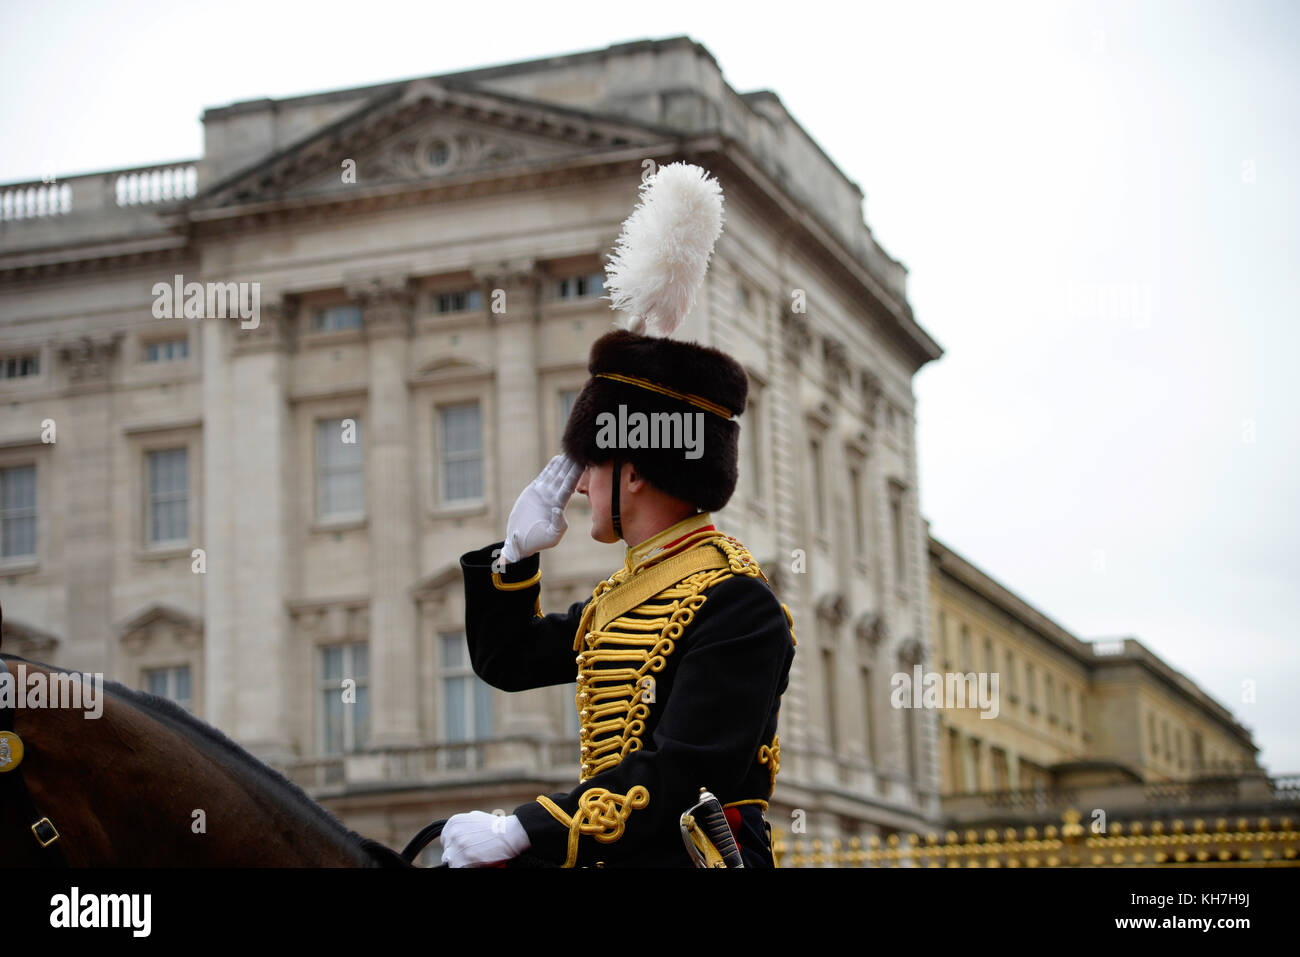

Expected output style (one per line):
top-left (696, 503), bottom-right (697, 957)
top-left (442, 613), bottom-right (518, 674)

top-left (772, 306), bottom-right (812, 766)
top-left (353, 276), bottom-right (420, 748)
top-left (57, 333), bottom-right (122, 676)
top-left (472, 258), bottom-right (552, 747)
top-left (224, 305), bottom-right (294, 761)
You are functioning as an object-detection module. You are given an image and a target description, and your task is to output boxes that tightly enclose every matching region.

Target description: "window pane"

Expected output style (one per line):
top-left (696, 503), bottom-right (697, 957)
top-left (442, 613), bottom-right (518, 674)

top-left (174, 666), bottom-right (191, 703)
top-left (445, 677), bottom-right (467, 742)
top-left (351, 642), bottom-right (369, 680)
top-left (444, 458), bottom-right (481, 501)
top-left (441, 405), bottom-right (480, 454)
top-left (322, 645), bottom-right (343, 681)
top-left (1, 465), bottom-right (36, 558)
top-left (441, 635), bottom-right (465, 669)
top-left (146, 670), bottom-right (168, 696)
top-left (474, 682), bottom-right (493, 738)
top-left (353, 685), bottom-right (370, 750)
top-left (322, 689), bottom-right (343, 755)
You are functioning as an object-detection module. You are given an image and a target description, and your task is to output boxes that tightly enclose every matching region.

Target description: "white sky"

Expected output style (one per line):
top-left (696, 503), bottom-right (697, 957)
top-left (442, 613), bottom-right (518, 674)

top-left (2, 0), bottom-right (1296, 773)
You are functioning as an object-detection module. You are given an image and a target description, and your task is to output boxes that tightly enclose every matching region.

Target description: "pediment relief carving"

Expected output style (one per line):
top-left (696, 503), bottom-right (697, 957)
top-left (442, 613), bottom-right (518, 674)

top-left (118, 603), bottom-right (203, 654)
top-left (291, 600), bottom-right (370, 641)
top-left (0, 617), bottom-right (60, 662)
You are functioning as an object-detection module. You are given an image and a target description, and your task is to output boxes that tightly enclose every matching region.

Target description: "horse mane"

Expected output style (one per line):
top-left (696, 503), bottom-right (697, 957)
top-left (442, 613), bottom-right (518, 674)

top-left (0, 651), bottom-right (409, 867)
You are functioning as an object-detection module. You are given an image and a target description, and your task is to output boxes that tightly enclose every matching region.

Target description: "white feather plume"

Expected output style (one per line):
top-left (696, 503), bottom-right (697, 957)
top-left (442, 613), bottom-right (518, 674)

top-left (603, 162), bottom-right (725, 337)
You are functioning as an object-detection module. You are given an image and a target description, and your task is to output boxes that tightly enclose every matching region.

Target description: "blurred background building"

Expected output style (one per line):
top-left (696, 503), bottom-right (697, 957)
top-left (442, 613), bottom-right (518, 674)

top-left (0, 36), bottom-right (1288, 864)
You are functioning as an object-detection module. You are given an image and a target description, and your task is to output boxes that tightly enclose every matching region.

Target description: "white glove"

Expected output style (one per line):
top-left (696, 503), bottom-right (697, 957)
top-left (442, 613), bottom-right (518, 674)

top-left (440, 811), bottom-right (532, 867)
top-left (495, 454), bottom-right (582, 571)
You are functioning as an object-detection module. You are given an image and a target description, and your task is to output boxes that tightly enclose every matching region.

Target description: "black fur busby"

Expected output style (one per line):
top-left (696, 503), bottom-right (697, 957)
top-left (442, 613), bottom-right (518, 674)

top-left (562, 328), bottom-right (748, 512)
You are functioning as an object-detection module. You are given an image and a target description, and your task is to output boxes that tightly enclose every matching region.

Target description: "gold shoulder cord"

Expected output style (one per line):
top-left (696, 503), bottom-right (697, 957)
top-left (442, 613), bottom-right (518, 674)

top-left (535, 786), bottom-right (651, 868)
top-left (541, 532), bottom-right (783, 865)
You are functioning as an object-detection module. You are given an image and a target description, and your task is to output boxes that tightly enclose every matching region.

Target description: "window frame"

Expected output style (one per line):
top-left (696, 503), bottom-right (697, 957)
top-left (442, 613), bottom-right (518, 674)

top-left (436, 401), bottom-right (484, 507)
top-left (315, 416), bottom-right (366, 524)
top-left (317, 641), bottom-right (370, 756)
top-left (0, 463), bottom-right (37, 563)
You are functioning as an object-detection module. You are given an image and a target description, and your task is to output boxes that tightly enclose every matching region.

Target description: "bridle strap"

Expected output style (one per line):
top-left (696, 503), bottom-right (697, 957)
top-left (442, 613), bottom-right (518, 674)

top-left (0, 656), bottom-right (68, 866)
top-left (611, 458), bottom-right (624, 539)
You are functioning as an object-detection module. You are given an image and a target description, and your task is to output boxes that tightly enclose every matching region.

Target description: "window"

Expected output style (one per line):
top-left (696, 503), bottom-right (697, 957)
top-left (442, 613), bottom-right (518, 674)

top-left (0, 465), bottom-right (36, 559)
top-left (144, 665), bottom-right (192, 711)
top-left (936, 611), bottom-right (948, 669)
top-left (1149, 713), bottom-right (1158, 755)
top-left (1004, 649), bottom-right (1016, 700)
top-left (744, 388), bottom-right (762, 500)
top-left (435, 289), bottom-right (482, 314)
top-left (849, 464), bottom-right (864, 556)
top-left (559, 389), bottom-right (580, 432)
top-left (889, 481), bottom-right (906, 586)
top-left (960, 625), bottom-right (971, 673)
top-left (737, 282), bottom-right (751, 313)
top-left (313, 304), bottom-right (362, 332)
top-left (316, 418), bottom-right (364, 520)
top-left (860, 665), bottom-right (874, 763)
top-left (556, 273), bottom-right (604, 300)
top-left (822, 647), bottom-right (838, 753)
top-left (319, 643), bottom-right (369, 755)
top-left (1025, 663), bottom-right (1037, 713)
top-left (1045, 673), bottom-right (1056, 722)
top-left (147, 449), bottom-right (188, 544)
top-left (144, 338), bottom-right (188, 362)
top-left (441, 633), bottom-right (494, 768)
top-left (439, 403), bottom-right (483, 503)
top-left (809, 438), bottom-right (825, 532)
top-left (983, 636), bottom-right (995, 675)
top-left (1, 354), bottom-right (39, 378)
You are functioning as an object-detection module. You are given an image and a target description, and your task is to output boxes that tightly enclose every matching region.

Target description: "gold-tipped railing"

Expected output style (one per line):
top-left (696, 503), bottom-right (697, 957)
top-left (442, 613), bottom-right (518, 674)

top-left (772, 810), bottom-right (1299, 867)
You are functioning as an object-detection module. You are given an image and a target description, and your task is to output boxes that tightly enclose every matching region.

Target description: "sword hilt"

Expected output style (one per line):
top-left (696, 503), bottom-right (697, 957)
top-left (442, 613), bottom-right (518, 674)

top-left (680, 787), bottom-right (745, 868)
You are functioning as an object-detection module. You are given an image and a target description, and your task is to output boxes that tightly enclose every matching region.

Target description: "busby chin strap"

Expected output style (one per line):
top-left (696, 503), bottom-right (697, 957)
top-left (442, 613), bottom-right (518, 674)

top-left (610, 458), bottom-right (623, 539)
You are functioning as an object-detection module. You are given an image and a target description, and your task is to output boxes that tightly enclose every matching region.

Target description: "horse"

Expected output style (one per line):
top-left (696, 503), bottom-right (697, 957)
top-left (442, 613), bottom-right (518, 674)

top-left (0, 650), bottom-right (422, 867)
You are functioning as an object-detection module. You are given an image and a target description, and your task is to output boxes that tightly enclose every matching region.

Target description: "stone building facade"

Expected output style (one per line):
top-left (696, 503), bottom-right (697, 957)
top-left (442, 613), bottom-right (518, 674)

top-left (0, 37), bottom-right (945, 855)
top-left (928, 535), bottom-right (1267, 828)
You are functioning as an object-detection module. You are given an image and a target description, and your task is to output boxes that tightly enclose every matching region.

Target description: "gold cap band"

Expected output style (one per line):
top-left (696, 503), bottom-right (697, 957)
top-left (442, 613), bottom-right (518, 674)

top-left (593, 372), bottom-right (735, 420)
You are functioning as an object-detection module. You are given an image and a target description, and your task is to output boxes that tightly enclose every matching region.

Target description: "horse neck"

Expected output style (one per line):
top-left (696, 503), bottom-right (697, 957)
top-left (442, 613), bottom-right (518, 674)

top-left (9, 658), bottom-right (384, 866)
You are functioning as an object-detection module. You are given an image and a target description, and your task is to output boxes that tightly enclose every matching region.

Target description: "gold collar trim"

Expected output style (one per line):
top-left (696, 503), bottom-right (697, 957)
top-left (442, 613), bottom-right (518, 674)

top-left (624, 512), bottom-right (716, 575)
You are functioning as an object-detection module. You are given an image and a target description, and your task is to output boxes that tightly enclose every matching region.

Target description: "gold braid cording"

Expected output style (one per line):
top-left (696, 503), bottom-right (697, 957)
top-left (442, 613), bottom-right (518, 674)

top-left (575, 568), bottom-right (731, 780)
top-left (536, 786), bottom-right (651, 868)
top-left (757, 733), bottom-right (781, 798)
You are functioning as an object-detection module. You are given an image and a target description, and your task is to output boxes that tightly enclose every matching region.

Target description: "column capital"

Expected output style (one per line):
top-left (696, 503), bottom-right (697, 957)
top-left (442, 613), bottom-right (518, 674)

top-left (780, 308), bottom-right (812, 365)
top-left (230, 298), bottom-right (297, 356)
top-left (56, 331), bottom-right (122, 389)
top-left (346, 273), bottom-right (414, 340)
top-left (470, 256), bottom-right (539, 288)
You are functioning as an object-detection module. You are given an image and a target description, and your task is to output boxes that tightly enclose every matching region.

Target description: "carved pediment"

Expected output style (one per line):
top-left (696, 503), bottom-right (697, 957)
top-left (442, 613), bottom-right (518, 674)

top-left (118, 603), bottom-right (203, 653)
top-left (194, 80), bottom-right (665, 211)
top-left (0, 617), bottom-right (60, 662)
top-left (290, 599), bottom-right (370, 641)
top-left (412, 354), bottom-right (493, 382)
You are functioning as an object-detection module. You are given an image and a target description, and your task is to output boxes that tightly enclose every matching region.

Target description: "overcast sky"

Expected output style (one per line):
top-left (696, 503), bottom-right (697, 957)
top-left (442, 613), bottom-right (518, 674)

top-left (2, 0), bottom-right (1296, 773)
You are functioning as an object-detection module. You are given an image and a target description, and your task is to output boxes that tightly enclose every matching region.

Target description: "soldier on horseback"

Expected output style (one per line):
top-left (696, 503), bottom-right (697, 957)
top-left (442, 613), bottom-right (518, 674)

top-left (438, 163), bottom-right (796, 868)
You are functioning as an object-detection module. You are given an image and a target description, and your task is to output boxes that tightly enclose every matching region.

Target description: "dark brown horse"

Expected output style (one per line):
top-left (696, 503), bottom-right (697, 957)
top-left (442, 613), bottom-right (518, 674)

top-left (1, 652), bottom-right (410, 867)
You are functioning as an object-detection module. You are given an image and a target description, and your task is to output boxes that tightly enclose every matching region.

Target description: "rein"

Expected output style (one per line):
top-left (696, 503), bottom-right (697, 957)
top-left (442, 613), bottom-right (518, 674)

top-left (0, 656), bottom-right (67, 866)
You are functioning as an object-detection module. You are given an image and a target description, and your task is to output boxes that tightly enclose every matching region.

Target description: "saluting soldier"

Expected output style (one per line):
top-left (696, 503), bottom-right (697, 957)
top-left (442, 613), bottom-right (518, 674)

top-left (439, 163), bottom-right (796, 868)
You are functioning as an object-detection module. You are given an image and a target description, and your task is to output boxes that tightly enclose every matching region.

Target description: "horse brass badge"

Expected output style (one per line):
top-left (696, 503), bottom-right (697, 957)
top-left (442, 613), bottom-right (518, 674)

top-left (0, 730), bottom-right (24, 772)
